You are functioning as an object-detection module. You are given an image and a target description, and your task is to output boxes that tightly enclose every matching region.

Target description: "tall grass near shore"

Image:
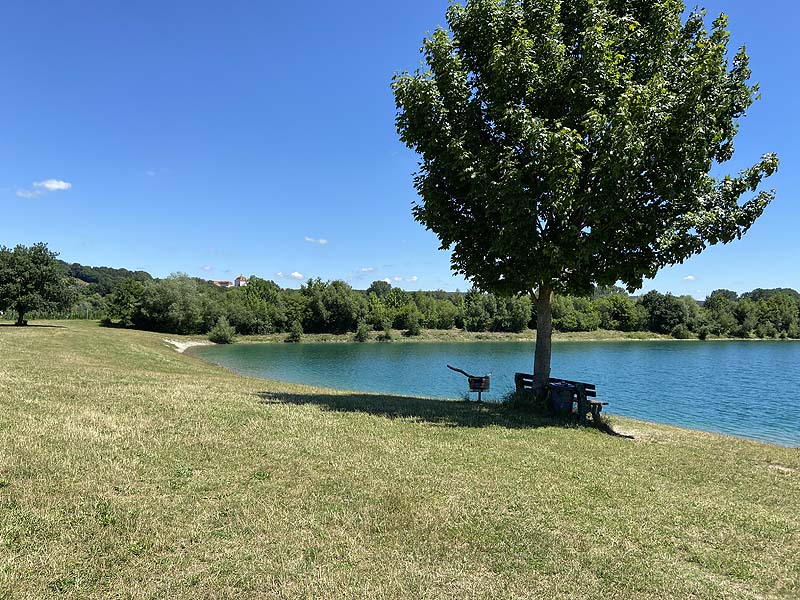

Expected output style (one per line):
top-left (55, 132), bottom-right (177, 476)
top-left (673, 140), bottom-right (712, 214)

top-left (0, 321), bottom-right (798, 599)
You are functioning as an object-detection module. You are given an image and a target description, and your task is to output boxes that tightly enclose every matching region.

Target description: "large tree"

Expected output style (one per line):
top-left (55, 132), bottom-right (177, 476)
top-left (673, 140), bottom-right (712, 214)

top-left (393, 0), bottom-right (778, 391)
top-left (0, 242), bottom-right (71, 325)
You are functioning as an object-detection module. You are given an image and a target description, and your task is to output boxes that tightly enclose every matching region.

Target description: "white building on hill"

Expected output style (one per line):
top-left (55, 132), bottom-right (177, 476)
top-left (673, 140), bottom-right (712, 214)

top-left (211, 275), bottom-right (248, 288)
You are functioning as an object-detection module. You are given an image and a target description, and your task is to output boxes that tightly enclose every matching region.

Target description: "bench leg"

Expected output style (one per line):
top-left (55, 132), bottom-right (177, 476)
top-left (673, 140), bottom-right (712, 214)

top-left (578, 392), bottom-right (589, 425)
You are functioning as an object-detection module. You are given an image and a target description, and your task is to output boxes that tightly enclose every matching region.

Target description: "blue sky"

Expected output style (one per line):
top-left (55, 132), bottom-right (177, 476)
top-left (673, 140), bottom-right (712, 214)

top-left (1, 1), bottom-right (796, 297)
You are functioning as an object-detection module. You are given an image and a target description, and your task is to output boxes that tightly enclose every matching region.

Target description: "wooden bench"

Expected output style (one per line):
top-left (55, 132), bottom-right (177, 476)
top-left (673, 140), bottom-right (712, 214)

top-left (514, 373), bottom-right (608, 423)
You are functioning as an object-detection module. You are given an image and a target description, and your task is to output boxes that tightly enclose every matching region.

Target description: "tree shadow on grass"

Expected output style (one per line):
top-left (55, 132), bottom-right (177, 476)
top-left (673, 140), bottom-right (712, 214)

top-left (593, 418), bottom-right (636, 440)
top-left (256, 390), bottom-right (634, 438)
top-left (257, 390), bottom-right (544, 428)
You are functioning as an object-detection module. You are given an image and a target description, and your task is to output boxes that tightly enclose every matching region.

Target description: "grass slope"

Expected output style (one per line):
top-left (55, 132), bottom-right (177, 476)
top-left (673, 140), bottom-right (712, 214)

top-left (0, 321), bottom-right (798, 599)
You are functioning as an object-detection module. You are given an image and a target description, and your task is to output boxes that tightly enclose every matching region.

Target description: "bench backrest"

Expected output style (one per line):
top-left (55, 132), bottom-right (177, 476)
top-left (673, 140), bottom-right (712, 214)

top-left (514, 373), bottom-right (597, 398)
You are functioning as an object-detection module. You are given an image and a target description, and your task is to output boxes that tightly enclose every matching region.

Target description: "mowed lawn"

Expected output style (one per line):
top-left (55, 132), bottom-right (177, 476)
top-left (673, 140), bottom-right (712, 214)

top-left (0, 322), bottom-right (798, 599)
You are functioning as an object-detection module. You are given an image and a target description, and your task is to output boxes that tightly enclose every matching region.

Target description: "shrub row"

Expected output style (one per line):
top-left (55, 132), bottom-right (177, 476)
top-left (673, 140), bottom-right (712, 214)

top-left (21, 273), bottom-right (800, 341)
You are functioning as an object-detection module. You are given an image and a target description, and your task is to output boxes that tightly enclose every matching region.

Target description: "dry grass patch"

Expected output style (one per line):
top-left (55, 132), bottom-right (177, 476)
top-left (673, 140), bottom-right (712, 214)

top-left (0, 321), bottom-right (798, 599)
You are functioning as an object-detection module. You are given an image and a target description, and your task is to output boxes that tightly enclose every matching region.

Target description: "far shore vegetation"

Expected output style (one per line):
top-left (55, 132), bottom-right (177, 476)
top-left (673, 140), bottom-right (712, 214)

top-left (3, 244), bottom-right (799, 344)
top-left (190, 327), bottom-right (679, 346)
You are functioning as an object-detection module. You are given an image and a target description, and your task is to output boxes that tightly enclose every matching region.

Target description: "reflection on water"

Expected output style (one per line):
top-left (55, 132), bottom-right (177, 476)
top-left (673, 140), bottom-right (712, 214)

top-left (194, 340), bottom-right (800, 447)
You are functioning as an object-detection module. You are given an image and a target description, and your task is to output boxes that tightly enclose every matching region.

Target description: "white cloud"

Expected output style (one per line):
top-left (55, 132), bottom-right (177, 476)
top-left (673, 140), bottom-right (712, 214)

top-left (360, 267), bottom-right (376, 273)
top-left (393, 277), bottom-right (403, 282)
top-left (406, 275), bottom-right (419, 283)
top-left (34, 179), bottom-right (72, 191)
top-left (146, 168), bottom-right (171, 176)
top-left (683, 275), bottom-right (696, 281)
top-left (304, 236), bottom-right (328, 245)
top-left (382, 278), bottom-right (392, 284)
top-left (276, 271), bottom-right (305, 281)
top-left (17, 178), bottom-right (72, 199)
top-left (201, 265), bottom-right (213, 272)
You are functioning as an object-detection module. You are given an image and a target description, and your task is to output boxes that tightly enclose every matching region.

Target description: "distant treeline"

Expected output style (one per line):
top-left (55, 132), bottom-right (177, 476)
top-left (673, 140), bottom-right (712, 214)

top-left (10, 260), bottom-right (799, 340)
top-left (58, 260), bottom-right (152, 296)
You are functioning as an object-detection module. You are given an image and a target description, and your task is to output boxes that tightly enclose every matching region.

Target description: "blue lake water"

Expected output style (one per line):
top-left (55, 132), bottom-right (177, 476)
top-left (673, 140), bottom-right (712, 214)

top-left (193, 340), bottom-right (800, 447)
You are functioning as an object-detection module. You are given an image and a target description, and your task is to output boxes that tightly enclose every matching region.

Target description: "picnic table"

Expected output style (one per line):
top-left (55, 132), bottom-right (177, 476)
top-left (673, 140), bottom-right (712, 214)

top-left (514, 372), bottom-right (607, 424)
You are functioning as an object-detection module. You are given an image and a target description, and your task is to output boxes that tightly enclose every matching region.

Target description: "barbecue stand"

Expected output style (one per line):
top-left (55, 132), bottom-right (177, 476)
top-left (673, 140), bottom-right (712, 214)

top-left (447, 364), bottom-right (491, 402)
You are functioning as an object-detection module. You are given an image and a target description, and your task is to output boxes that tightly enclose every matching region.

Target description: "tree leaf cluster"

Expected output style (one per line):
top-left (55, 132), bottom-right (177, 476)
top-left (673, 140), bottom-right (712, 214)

top-left (393, 0), bottom-right (778, 296)
top-left (0, 243), bottom-right (71, 324)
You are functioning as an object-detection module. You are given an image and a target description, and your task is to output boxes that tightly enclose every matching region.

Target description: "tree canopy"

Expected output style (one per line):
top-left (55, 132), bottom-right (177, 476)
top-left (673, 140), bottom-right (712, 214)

top-left (0, 242), bottom-right (71, 325)
top-left (393, 0), bottom-right (778, 387)
top-left (60, 261), bottom-right (152, 296)
top-left (6, 246), bottom-right (800, 341)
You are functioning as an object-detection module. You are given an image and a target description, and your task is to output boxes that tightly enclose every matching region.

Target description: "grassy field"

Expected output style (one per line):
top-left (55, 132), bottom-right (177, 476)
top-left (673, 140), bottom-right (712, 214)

top-left (1, 321), bottom-right (798, 599)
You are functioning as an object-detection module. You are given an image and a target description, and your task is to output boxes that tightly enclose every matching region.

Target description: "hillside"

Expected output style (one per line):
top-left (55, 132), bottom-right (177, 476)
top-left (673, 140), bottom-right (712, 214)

top-left (57, 260), bottom-right (153, 296)
top-left (0, 321), bottom-right (798, 598)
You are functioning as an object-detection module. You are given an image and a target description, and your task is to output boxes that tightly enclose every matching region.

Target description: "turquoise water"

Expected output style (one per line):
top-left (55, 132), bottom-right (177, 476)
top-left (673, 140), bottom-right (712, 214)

top-left (194, 340), bottom-right (800, 447)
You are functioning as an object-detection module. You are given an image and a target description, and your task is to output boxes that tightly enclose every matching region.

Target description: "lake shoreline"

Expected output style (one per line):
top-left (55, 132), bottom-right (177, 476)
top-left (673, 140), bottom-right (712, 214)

top-left (191, 336), bottom-right (800, 448)
top-left (193, 349), bottom-right (799, 449)
top-left (181, 327), bottom-right (800, 347)
top-left (194, 342), bottom-right (796, 449)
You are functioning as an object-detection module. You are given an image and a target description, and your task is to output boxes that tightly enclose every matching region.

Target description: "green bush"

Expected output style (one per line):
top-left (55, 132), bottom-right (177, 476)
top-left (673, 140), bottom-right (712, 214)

top-left (432, 299), bottom-right (458, 329)
top-left (671, 323), bottom-right (692, 339)
top-left (377, 323), bottom-right (393, 342)
top-left (208, 316), bottom-right (236, 344)
top-left (286, 320), bottom-right (303, 343)
top-left (641, 291), bottom-right (690, 334)
top-left (353, 321), bottom-right (371, 342)
top-left (594, 293), bottom-right (645, 331)
top-left (501, 389), bottom-right (546, 413)
top-left (404, 312), bottom-right (422, 336)
top-left (378, 316), bottom-right (393, 333)
top-left (756, 321), bottom-right (778, 339)
top-left (463, 289), bottom-right (491, 332)
top-left (504, 296), bottom-right (532, 332)
top-left (395, 304), bottom-right (422, 331)
top-left (301, 278), bottom-right (365, 334)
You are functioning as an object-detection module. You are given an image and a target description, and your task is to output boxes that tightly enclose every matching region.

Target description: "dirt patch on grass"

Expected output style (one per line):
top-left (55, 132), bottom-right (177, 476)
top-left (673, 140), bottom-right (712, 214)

top-left (768, 464), bottom-right (797, 474)
top-left (163, 338), bottom-right (213, 353)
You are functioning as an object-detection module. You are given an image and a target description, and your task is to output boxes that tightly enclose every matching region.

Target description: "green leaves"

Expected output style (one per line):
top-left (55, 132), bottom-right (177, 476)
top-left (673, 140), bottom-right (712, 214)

top-left (393, 0), bottom-right (778, 297)
top-left (0, 242), bottom-right (70, 323)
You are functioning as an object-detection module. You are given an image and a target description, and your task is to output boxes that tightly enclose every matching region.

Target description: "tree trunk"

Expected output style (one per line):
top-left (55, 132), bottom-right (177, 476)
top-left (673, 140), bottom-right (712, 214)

top-left (15, 310), bottom-right (27, 326)
top-left (533, 283), bottom-right (554, 396)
